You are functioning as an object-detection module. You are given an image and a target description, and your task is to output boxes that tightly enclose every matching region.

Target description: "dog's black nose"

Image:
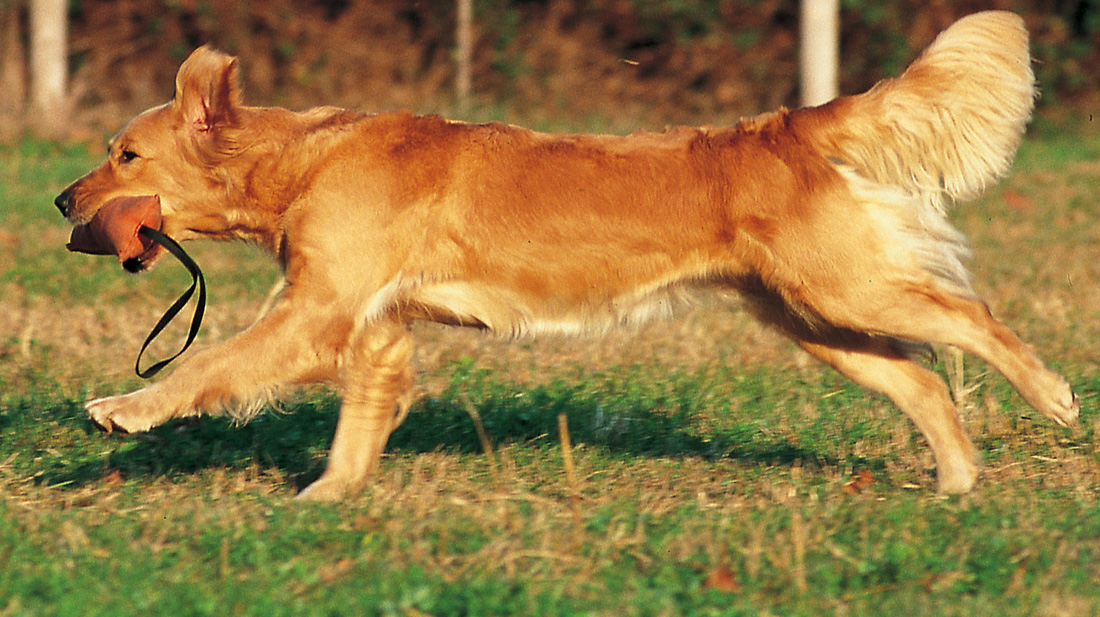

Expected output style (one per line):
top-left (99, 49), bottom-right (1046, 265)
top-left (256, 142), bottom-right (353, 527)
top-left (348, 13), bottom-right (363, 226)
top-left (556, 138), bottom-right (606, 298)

top-left (54, 190), bottom-right (72, 217)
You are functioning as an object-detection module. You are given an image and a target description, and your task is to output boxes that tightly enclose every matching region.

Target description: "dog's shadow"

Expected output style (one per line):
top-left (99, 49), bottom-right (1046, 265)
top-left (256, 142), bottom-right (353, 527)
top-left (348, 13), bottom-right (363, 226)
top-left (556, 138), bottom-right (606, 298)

top-left (49, 371), bottom-right (839, 494)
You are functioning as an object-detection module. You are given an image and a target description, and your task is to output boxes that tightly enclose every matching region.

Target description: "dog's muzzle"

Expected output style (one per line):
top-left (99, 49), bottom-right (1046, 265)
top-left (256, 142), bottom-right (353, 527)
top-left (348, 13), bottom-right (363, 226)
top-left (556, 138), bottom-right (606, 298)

top-left (54, 189), bottom-right (74, 218)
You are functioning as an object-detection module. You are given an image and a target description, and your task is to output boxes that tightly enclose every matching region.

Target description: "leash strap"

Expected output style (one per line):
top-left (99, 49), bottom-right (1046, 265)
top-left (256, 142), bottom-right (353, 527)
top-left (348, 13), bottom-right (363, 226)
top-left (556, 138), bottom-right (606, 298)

top-left (134, 226), bottom-right (206, 378)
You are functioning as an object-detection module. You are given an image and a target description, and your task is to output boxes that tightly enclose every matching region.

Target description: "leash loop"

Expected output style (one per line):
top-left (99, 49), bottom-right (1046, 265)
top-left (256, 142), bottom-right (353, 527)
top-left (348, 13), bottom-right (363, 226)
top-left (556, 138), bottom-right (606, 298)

top-left (134, 226), bottom-right (206, 378)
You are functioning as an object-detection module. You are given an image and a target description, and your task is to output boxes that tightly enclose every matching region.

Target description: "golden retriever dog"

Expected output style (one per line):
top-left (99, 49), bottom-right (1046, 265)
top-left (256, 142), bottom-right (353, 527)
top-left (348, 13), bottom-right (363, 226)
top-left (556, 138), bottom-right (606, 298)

top-left (55, 11), bottom-right (1078, 500)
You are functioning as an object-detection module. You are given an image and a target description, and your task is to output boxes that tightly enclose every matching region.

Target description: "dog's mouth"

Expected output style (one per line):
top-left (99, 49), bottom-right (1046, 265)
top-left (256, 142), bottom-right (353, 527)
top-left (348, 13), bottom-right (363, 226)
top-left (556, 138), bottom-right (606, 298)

top-left (67, 194), bottom-right (165, 271)
top-left (121, 243), bottom-right (166, 273)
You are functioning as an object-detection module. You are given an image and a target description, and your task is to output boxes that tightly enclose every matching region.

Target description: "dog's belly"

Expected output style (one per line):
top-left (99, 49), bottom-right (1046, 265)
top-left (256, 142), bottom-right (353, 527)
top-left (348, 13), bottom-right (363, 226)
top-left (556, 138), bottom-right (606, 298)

top-left (403, 279), bottom-right (694, 338)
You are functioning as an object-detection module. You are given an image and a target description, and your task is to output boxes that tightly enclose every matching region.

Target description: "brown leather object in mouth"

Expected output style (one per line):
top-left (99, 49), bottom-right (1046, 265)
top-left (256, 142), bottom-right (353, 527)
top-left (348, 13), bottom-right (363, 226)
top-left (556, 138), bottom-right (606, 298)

top-left (67, 195), bottom-right (163, 262)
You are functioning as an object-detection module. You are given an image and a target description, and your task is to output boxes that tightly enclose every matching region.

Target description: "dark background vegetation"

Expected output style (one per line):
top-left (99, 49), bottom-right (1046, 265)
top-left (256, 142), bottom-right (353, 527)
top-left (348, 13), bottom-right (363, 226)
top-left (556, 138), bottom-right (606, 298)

top-left (54, 0), bottom-right (1100, 134)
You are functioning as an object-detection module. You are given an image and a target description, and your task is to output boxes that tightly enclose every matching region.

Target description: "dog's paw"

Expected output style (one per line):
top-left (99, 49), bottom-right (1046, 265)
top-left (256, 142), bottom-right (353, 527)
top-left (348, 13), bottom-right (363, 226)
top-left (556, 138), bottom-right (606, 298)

top-left (86, 391), bottom-right (169, 434)
top-left (936, 460), bottom-right (982, 495)
top-left (295, 475), bottom-right (354, 502)
top-left (1039, 379), bottom-right (1080, 429)
top-left (935, 442), bottom-right (983, 495)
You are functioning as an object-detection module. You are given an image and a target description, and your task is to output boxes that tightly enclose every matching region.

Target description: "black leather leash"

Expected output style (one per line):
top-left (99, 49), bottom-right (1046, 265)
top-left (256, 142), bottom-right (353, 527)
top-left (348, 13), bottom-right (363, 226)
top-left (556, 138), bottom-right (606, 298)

top-left (134, 226), bottom-right (206, 378)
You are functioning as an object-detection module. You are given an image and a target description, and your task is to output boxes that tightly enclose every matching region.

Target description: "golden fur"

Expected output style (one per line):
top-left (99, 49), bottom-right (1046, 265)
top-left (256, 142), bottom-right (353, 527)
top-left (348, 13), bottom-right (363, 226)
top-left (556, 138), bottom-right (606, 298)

top-left (56, 11), bottom-right (1078, 500)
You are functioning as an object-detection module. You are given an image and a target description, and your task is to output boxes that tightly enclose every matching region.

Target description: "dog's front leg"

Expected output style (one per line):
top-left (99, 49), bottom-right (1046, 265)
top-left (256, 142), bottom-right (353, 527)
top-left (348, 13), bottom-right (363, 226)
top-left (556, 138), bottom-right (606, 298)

top-left (86, 295), bottom-right (346, 434)
top-left (296, 316), bottom-right (414, 502)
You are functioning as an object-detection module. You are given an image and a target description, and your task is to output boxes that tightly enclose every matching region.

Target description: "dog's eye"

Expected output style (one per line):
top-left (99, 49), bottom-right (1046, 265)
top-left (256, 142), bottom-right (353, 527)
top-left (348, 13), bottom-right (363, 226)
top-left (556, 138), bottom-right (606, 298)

top-left (119, 149), bottom-right (139, 164)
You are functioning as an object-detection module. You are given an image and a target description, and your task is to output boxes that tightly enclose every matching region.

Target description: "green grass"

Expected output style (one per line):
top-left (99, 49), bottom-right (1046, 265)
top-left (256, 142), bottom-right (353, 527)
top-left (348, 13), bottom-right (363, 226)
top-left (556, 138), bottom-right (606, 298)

top-left (1, 119), bottom-right (1099, 616)
top-left (1, 367), bottom-right (1098, 616)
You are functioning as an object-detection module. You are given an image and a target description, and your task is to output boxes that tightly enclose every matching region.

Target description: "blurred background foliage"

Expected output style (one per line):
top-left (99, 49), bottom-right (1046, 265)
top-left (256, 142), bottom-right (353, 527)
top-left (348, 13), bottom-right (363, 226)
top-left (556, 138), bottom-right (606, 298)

top-left (12, 0), bottom-right (1100, 134)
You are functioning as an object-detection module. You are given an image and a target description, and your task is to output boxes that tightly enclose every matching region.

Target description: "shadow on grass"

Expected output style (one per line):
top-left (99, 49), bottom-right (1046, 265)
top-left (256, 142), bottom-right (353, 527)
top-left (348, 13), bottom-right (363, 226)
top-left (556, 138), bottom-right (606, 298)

top-left (16, 365), bottom-right (847, 493)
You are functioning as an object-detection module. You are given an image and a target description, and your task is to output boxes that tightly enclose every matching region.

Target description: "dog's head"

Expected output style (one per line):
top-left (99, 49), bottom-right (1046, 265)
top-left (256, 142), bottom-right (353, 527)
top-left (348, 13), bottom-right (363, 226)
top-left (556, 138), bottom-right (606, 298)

top-left (55, 46), bottom-right (245, 272)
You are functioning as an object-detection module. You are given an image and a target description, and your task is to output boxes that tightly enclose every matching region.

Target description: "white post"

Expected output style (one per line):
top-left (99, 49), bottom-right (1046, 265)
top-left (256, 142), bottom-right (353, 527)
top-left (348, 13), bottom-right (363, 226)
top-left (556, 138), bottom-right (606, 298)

top-left (29, 0), bottom-right (68, 138)
top-left (456, 0), bottom-right (472, 112)
top-left (799, 0), bottom-right (839, 108)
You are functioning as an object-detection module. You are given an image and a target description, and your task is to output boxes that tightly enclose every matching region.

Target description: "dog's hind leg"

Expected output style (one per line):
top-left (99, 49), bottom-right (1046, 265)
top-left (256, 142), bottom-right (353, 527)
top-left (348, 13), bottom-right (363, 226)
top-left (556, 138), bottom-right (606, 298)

top-left (795, 336), bottom-right (982, 493)
top-left (808, 284), bottom-right (1080, 430)
top-left (296, 316), bottom-right (415, 502)
top-left (746, 287), bottom-right (982, 493)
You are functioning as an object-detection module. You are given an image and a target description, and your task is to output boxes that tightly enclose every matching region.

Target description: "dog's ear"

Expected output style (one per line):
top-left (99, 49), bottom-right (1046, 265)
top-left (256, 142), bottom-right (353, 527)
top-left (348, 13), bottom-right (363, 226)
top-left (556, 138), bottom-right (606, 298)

top-left (173, 45), bottom-right (242, 134)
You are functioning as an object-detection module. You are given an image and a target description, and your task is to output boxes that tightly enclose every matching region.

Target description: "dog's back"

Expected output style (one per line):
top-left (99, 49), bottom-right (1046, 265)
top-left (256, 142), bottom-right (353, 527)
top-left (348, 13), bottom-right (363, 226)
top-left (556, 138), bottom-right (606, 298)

top-left (369, 13), bottom-right (1035, 340)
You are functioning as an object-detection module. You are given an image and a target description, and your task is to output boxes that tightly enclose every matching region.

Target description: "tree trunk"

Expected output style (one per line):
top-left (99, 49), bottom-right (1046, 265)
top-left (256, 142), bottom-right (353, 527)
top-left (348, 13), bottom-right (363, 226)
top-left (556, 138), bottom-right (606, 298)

top-left (0, 0), bottom-right (26, 140)
top-left (28, 0), bottom-right (67, 139)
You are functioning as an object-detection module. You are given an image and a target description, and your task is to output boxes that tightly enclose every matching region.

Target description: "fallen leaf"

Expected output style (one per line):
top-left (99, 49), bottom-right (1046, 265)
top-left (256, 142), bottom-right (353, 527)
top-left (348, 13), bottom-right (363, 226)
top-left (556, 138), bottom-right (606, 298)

top-left (842, 469), bottom-right (874, 495)
top-left (703, 565), bottom-right (740, 593)
top-left (318, 557), bottom-right (355, 583)
top-left (1002, 190), bottom-right (1035, 213)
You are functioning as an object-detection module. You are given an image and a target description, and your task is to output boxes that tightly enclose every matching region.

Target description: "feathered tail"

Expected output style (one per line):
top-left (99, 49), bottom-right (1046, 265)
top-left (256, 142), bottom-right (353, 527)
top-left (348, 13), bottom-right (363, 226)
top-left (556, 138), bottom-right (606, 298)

top-left (786, 11), bottom-right (1036, 297)
top-left (809, 10), bottom-right (1036, 205)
